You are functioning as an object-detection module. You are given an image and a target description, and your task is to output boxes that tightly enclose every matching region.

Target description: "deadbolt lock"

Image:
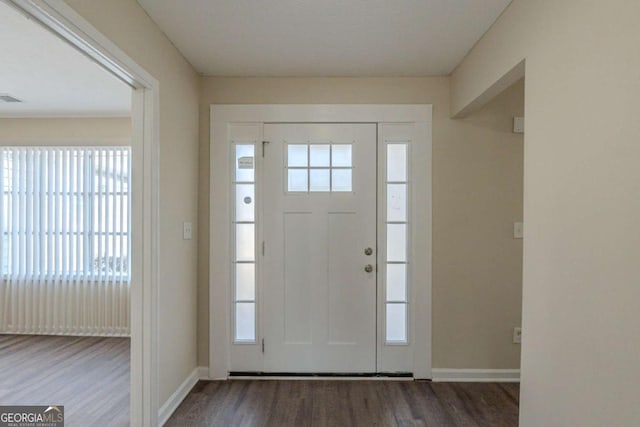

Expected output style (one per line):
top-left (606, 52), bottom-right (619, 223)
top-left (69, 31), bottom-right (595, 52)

top-left (364, 264), bottom-right (374, 273)
top-left (364, 247), bottom-right (373, 256)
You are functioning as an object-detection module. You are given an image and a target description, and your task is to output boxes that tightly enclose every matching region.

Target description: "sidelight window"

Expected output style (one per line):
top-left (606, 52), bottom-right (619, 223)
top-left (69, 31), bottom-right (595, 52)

top-left (385, 143), bottom-right (408, 343)
top-left (232, 143), bottom-right (256, 342)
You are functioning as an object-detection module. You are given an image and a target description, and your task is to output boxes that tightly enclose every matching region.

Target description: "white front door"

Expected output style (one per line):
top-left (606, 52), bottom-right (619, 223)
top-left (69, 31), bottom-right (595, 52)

top-left (262, 123), bottom-right (377, 373)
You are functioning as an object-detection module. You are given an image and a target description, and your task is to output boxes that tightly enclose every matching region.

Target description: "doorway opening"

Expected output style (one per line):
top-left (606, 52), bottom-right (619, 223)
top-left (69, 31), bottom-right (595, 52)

top-left (1, 1), bottom-right (160, 425)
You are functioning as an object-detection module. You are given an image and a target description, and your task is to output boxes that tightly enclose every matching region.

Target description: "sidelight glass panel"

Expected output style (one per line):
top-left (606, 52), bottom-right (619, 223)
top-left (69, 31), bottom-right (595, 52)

top-left (386, 264), bottom-right (407, 301)
top-left (235, 184), bottom-right (255, 222)
top-left (235, 263), bottom-right (255, 301)
top-left (386, 304), bottom-right (407, 342)
top-left (387, 224), bottom-right (407, 262)
top-left (310, 145), bottom-right (330, 167)
top-left (385, 142), bottom-right (409, 344)
top-left (235, 302), bottom-right (256, 341)
top-left (387, 184), bottom-right (407, 222)
top-left (232, 142), bottom-right (257, 342)
top-left (235, 224), bottom-right (255, 262)
top-left (235, 144), bottom-right (255, 182)
top-left (387, 144), bottom-right (407, 182)
top-left (287, 144), bottom-right (308, 167)
top-left (310, 169), bottom-right (330, 192)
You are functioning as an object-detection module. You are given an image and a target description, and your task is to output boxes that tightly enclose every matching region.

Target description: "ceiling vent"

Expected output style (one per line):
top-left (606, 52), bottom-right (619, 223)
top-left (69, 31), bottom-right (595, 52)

top-left (0, 94), bottom-right (23, 103)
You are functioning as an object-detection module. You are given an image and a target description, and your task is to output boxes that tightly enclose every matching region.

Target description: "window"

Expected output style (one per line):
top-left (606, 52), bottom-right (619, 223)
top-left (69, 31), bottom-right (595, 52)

top-left (286, 144), bottom-right (353, 192)
top-left (0, 147), bottom-right (131, 281)
top-left (233, 143), bottom-right (256, 342)
top-left (385, 143), bottom-right (408, 343)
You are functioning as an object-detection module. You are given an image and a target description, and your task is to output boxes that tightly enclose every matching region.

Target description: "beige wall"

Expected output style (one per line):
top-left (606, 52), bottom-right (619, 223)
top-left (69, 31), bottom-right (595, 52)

top-left (198, 77), bottom-right (524, 369)
top-left (452, 1), bottom-right (640, 426)
top-left (435, 79), bottom-right (524, 368)
top-left (65, 0), bottom-right (200, 405)
top-left (0, 117), bottom-right (131, 144)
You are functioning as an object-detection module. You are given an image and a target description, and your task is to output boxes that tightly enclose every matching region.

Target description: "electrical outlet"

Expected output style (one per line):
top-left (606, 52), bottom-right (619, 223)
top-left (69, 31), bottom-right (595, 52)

top-left (513, 327), bottom-right (522, 344)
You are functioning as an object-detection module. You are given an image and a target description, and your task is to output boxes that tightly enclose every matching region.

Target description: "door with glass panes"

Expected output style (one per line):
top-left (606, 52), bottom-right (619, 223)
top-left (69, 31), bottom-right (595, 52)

top-left (261, 123), bottom-right (377, 372)
top-left (218, 106), bottom-right (427, 379)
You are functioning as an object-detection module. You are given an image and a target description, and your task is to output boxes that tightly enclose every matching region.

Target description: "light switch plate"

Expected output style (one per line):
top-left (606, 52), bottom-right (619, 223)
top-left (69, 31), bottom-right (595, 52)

top-left (183, 222), bottom-right (192, 240)
top-left (513, 222), bottom-right (523, 239)
top-left (513, 327), bottom-right (522, 344)
top-left (513, 117), bottom-right (525, 133)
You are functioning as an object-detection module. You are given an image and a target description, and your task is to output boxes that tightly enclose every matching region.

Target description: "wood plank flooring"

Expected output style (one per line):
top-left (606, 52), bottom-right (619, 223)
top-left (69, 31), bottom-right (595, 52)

top-left (167, 380), bottom-right (519, 427)
top-left (0, 334), bottom-right (129, 427)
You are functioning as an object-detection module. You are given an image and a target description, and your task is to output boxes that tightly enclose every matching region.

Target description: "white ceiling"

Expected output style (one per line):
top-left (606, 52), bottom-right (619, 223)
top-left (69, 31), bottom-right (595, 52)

top-left (0, 1), bottom-right (130, 117)
top-left (137, 0), bottom-right (512, 77)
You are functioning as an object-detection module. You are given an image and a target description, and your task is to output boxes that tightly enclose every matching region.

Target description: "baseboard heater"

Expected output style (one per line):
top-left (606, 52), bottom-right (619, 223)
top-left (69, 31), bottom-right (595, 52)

top-left (229, 372), bottom-right (413, 378)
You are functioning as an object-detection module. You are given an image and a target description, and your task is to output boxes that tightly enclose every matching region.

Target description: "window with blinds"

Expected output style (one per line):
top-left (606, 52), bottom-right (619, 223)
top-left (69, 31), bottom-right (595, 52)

top-left (0, 147), bottom-right (131, 282)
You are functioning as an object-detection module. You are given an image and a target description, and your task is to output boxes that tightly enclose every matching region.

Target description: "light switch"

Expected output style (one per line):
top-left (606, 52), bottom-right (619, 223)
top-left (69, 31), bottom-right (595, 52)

top-left (513, 117), bottom-right (525, 133)
top-left (513, 222), bottom-right (523, 239)
top-left (513, 327), bottom-right (522, 344)
top-left (183, 222), bottom-right (192, 240)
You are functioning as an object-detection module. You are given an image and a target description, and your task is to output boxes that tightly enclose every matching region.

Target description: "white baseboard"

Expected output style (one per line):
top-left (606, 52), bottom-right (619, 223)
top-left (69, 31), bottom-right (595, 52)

top-left (158, 366), bottom-right (209, 426)
top-left (431, 368), bottom-right (520, 383)
top-left (228, 376), bottom-right (414, 381)
top-left (197, 366), bottom-right (210, 380)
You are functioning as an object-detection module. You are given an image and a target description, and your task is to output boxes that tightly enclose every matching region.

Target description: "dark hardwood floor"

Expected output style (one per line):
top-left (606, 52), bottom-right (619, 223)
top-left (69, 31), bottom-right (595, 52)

top-left (167, 379), bottom-right (519, 427)
top-left (0, 335), bottom-right (519, 426)
top-left (0, 334), bottom-right (129, 427)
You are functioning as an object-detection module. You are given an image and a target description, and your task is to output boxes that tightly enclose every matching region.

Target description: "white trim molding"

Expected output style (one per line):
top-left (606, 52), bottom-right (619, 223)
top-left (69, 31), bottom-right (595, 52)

top-left (158, 367), bottom-right (209, 426)
top-left (431, 369), bottom-right (521, 383)
top-left (210, 104), bottom-right (430, 124)
top-left (228, 376), bottom-right (414, 381)
top-left (5, 1), bottom-right (161, 425)
top-left (210, 104), bottom-right (432, 380)
top-left (197, 366), bottom-right (211, 380)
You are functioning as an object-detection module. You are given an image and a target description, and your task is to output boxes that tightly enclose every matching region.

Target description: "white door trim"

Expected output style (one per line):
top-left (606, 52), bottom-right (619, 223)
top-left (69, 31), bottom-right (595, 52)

top-left (210, 104), bottom-right (432, 379)
top-left (5, 1), bottom-right (161, 425)
top-left (210, 104), bottom-right (430, 124)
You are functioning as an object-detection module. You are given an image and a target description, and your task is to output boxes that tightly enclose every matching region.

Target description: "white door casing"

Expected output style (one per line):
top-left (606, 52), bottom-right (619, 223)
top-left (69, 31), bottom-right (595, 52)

top-left (262, 123), bottom-right (377, 373)
top-left (210, 105), bottom-right (432, 379)
top-left (7, 2), bottom-right (162, 425)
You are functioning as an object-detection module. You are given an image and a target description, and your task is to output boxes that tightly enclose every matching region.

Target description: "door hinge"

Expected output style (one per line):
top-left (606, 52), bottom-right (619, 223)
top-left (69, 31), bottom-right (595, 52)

top-left (261, 338), bottom-right (265, 353)
top-left (262, 140), bottom-right (270, 157)
top-left (262, 241), bottom-right (265, 256)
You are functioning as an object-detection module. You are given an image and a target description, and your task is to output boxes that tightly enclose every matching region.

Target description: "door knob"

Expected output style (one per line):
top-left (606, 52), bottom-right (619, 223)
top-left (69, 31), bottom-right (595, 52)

top-left (364, 247), bottom-right (373, 256)
top-left (364, 264), bottom-right (374, 273)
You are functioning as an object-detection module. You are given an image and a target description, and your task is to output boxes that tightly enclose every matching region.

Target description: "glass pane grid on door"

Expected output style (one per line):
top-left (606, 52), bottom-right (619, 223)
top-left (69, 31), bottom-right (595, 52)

top-left (385, 143), bottom-right (409, 344)
top-left (233, 143), bottom-right (256, 342)
top-left (286, 143), bottom-right (353, 193)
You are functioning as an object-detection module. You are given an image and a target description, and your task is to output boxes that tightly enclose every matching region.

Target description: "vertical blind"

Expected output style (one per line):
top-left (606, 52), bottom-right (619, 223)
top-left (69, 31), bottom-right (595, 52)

top-left (0, 146), bottom-right (131, 336)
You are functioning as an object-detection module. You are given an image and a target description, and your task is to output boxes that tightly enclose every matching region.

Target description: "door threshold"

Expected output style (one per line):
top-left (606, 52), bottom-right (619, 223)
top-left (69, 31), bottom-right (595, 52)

top-left (228, 372), bottom-right (414, 381)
